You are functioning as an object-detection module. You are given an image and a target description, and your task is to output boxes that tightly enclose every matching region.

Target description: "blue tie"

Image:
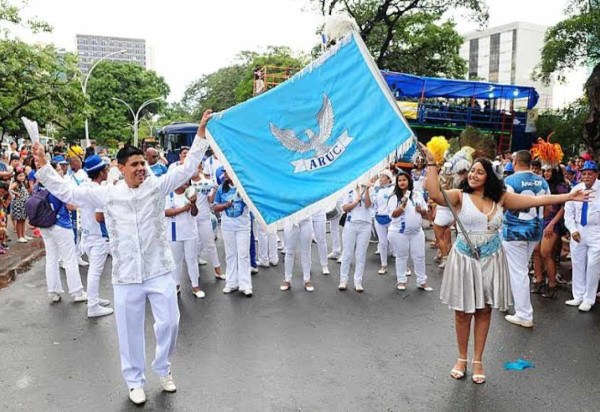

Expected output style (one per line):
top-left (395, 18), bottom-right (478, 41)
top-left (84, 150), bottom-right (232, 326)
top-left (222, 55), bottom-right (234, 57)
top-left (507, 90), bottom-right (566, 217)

top-left (581, 201), bottom-right (588, 227)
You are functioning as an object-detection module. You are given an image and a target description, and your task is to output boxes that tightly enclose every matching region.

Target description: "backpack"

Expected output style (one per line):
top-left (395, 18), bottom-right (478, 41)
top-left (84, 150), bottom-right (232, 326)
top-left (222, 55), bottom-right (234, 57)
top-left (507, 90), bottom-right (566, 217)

top-left (25, 187), bottom-right (56, 228)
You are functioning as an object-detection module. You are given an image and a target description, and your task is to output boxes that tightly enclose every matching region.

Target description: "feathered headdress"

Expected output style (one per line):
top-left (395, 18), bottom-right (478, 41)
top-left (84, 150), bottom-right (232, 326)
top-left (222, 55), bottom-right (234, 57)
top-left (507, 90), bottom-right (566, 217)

top-left (426, 136), bottom-right (450, 164)
top-left (530, 133), bottom-right (563, 167)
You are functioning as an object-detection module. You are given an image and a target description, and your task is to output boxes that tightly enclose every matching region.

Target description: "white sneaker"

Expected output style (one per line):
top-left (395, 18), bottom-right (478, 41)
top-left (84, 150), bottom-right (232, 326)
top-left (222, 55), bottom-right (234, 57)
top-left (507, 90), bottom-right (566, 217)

top-left (406, 268), bottom-right (412, 276)
top-left (98, 298), bottom-right (111, 307)
top-left (270, 261), bottom-right (279, 266)
top-left (251, 267), bottom-right (259, 275)
top-left (49, 292), bottom-right (61, 303)
top-left (257, 261), bottom-right (270, 268)
top-left (243, 288), bottom-right (253, 297)
top-left (280, 281), bottom-right (291, 291)
top-left (192, 289), bottom-right (206, 299)
top-left (304, 281), bottom-right (315, 292)
top-left (87, 305), bottom-right (114, 318)
top-left (198, 258), bottom-right (208, 266)
top-left (214, 273), bottom-right (226, 280)
top-left (565, 299), bottom-right (583, 306)
top-left (397, 283), bottom-right (407, 291)
top-left (77, 257), bottom-right (89, 266)
top-left (418, 284), bottom-right (434, 292)
top-left (338, 281), bottom-right (347, 291)
top-left (327, 252), bottom-right (340, 260)
top-left (578, 302), bottom-right (593, 312)
top-left (73, 291), bottom-right (88, 303)
top-left (129, 387), bottom-right (146, 405)
top-left (160, 372), bottom-right (177, 392)
top-left (223, 286), bottom-right (239, 294)
top-left (378, 266), bottom-right (387, 275)
top-left (24, 235), bottom-right (33, 240)
top-left (17, 237), bottom-right (27, 243)
top-left (322, 265), bottom-right (330, 275)
top-left (354, 284), bottom-right (364, 293)
top-left (504, 314), bottom-right (533, 328)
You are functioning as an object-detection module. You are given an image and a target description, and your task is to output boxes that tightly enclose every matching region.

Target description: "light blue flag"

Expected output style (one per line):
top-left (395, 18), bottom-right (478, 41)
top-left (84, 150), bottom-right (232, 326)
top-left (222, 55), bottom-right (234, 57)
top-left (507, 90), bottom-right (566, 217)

top-left (206, 31), bottom-right (416, 228)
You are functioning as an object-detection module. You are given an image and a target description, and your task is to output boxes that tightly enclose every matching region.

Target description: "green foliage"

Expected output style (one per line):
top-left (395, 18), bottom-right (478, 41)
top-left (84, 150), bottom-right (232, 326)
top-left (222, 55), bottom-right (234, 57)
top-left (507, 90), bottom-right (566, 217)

top-left (535, 98), bottom-right (588, 158)
top-left (458, 125), bottom-right (497, 159)
top-left (0, 0), bottom-right (52, 38)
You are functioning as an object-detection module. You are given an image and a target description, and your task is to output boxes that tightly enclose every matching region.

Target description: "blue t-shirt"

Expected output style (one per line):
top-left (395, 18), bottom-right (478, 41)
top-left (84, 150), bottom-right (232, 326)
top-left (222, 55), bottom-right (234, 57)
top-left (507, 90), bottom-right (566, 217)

top-left (502, 171), bottom-right (550, 242)
top-left (47, 192), bottom-right (72, 230)
top-left (150, 162), bottom-right (168, 177)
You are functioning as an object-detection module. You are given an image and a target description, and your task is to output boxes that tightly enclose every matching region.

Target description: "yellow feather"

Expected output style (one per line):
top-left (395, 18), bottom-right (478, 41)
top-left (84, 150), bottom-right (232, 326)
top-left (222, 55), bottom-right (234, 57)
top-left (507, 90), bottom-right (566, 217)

top-left (426, 136), bottom-right (450, 164)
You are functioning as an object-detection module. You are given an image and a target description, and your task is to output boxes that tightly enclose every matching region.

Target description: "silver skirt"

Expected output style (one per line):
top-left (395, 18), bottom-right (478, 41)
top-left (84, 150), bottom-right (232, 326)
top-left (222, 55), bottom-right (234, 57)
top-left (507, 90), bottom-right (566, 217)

top-left (440, 232), bottom-right (513, 313)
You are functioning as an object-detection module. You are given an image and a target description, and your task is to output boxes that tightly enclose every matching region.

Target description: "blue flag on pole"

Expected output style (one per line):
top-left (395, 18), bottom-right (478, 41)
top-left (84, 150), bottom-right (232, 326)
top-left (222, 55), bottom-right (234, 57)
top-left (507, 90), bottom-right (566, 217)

top-left (206, 32), bottom-right (416, 228)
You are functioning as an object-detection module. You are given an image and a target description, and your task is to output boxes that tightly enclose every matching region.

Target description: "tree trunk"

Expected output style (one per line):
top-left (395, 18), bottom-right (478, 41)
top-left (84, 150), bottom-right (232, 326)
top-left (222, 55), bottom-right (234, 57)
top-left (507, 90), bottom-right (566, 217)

top-left (584, 62), bottom-right (600, 160)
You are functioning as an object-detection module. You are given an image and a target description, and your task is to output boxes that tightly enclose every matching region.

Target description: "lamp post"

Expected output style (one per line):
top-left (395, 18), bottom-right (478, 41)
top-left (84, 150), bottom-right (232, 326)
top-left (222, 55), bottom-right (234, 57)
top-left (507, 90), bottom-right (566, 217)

top-left (112, 97), bottom-right (162, 147)
top-left (80, 49), bottom-right (127, 147)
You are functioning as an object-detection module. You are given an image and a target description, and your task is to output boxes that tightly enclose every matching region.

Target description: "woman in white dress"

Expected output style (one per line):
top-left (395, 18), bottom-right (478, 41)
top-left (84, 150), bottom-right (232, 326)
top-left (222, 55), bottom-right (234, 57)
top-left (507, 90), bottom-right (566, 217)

top-left (372, 169), bottom-right (395, 275)
top-left (421, 144), bottom-right (590, 384)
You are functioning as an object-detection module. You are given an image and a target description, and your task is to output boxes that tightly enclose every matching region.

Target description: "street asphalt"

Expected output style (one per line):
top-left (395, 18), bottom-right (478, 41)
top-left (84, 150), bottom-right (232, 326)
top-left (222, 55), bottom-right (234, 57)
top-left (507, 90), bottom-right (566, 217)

top-left (0, 228), bottom-right (599, 411)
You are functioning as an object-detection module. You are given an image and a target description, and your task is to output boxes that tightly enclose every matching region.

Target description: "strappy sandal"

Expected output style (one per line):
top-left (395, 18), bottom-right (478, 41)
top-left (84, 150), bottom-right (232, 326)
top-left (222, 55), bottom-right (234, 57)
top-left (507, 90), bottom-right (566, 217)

top-left (450, 358), bottom-right (468, 380)
top-left (471, 361), bottom-right (486, 384)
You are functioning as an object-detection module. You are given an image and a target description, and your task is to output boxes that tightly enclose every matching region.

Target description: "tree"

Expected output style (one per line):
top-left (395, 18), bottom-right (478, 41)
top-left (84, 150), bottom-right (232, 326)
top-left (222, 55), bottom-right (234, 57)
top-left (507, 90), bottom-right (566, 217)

top-left (537, 0), bottom-right (600, 159)
top-left (84, 61), bottom-right (170, 145)
top-left (535, 97), bottom-right (588, 158)
top-left (311, 0), bottom-right (488, 75)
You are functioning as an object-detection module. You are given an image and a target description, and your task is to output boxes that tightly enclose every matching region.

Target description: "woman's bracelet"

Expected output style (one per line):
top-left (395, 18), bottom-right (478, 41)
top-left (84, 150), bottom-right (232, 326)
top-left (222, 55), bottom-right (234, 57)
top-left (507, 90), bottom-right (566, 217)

top-left (427, 163), bottom-right (437, 167)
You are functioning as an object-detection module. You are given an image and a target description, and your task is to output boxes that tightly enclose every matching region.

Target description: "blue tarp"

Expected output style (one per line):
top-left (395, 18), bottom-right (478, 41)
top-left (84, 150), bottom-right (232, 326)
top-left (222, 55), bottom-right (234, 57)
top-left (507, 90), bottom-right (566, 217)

top-left (381, 71), bottom-right (539, 110)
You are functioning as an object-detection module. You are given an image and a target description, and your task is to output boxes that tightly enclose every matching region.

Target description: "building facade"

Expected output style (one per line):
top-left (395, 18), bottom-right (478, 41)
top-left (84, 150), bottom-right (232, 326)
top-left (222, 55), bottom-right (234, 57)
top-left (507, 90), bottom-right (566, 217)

top-left (460, 22), bottom-right (553, 109)
top-left (76, 34), bottom-right (146, 74)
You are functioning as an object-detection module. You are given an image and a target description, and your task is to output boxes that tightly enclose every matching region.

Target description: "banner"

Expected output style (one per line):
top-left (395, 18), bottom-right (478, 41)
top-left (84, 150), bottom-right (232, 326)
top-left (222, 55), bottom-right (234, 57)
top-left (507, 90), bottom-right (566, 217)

top-left (206, 32), bottom-right (416, 227)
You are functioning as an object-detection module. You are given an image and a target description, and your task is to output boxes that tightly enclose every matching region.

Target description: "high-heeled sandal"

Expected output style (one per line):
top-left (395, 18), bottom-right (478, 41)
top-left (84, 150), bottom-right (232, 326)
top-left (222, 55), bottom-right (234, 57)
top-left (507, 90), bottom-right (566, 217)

top-left (450, 358), bottom-right (468, 380)
top-left (471, 361), bottom-right (486, 384)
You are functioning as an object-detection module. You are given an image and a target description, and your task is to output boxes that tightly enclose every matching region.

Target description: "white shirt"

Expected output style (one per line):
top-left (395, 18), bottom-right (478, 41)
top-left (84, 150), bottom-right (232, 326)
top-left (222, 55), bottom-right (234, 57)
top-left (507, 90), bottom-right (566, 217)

top-left (311, 209), bottom-right (326, 222)
top-left (373, 184), bottom-right (394, 216)
top-left (565, 180), bottom-right (600, 234)
top-left (345, 188), bottom-right (372, 223)
top-left (68, 168), bottom-right (89, 185)
top-left (79, 181), bottom-right (108, 239)
top-left (165, 192), bottom-right (199, 241)
top-left (214, 184), bottom-right (250, 231)
top-left (203, 155), bottom-right (223, 183)
top-left (190, 177), bottom-right (216, 221)
top-left (36, 137), bottom-right (209, 285)
top-left (387, 191), bottom-right (428, 234)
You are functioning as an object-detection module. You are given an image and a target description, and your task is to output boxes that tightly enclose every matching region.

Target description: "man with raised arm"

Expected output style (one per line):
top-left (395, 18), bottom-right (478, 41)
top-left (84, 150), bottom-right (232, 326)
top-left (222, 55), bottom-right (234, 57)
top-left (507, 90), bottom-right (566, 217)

top-left (33, 110), bottom-right (213, 406)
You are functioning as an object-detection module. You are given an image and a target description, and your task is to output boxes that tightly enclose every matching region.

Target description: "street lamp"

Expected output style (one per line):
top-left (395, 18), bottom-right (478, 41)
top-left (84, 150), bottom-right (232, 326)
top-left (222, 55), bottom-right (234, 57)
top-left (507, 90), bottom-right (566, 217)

top-left (112, 97), bottom-right (162, 147)
top-left (80, 49), bottom-right (127, 147)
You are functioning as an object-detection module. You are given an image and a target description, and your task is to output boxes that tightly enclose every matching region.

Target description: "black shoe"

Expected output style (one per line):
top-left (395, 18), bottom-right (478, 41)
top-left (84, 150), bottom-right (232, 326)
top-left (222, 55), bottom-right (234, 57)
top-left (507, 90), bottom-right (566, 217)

top-left (541, 285), bottom-right (558, 299)
top-left (530, 281), bottom-right (544, 294)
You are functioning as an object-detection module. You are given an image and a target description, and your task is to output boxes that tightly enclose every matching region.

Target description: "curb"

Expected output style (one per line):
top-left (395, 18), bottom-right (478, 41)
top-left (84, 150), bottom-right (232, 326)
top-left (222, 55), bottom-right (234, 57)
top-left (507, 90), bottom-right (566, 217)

top-left (0, 248), bottom-right (46, 290)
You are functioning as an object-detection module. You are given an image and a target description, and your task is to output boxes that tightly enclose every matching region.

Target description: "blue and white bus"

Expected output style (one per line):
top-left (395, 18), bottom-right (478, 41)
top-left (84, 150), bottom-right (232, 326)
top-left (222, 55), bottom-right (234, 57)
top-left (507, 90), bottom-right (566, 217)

top-left (157, 122), bottom-right (201, 165)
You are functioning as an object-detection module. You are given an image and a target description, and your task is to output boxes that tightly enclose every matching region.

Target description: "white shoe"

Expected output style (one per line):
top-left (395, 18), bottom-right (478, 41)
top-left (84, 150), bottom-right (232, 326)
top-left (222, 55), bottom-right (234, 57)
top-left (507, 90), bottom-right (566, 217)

top-left (77, 257), bottom-right (89, 266)
top-left (406, 268), bottom-right (412, 276)
top-left (223, 286), bottom-right (239, 294)
top-left (336, 258), bottom-right (342, 264)
top-left (327, 252), bottom-right (340, 260)
top-left (438, 258), bottom-right (448, 269)
top-left (192, 289), bottom-right (206, 299)
top-left (354, 284), bottom-right (364, 293)
top-left (198, 258), bottom-right (208, 266)
top-left (280, 281), bottom-right (291, 291)
top-left (160, 372), bottom-right (177, 392)
top-left (378, 266), bottom-right (387, 275)
top-left (73, 291), bottom-right (88, 302)
top-left (418, 284), bottom-right (433, 292)
top-left (24, 235), bottom-right (33, 240)
top-left (578, 302), bottom-right (593, 312)
top-left (270, 261), bottom-right (279, 266)
top-left (322, 265), bottom-right (330, 275)
top-left (375, 250), bottom-right (380, 255)
top-left (304, 281), bottom-right (315, 292)
top-left (17, 237), bottom-right (27, 243)
top-left (257, 261), bottom-right (270, 268)
top-left (504, 314), bottom-right (533, 328)
top-left (338, 281), bottom-right (347, 291)
top-left (396, 283), bottom-right (407, 291)
top-left (214, 273), bottom-right (226, 280)
top-left (49, 292), bottom-right (61, 303)
top-left (98, 298), bottom-right (111, 307)
top-left (251, 267), bottom-right (259, 275)
top-left (565, 299), bottom-right (583, 306)
top-left (87, 305), bottom-right (114, 318)
top-left (129, 387), bottom-right (146, 405)
top-left (243, 288), bottom-right (253, 297)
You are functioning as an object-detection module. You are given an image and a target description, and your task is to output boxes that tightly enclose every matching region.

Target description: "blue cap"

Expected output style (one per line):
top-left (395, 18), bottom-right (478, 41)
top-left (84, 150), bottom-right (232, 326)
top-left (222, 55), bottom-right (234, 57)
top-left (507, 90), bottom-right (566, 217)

top-left (504, 162), bottom-right (514, 173)
top-left (565, 165), bottom-right (575, 174)
top-left (83, 155), bottom-right (108, 173)
top-left (581, 160), bottom-right (598, 172)
top-left (51, 155), bottom-right (67, 165)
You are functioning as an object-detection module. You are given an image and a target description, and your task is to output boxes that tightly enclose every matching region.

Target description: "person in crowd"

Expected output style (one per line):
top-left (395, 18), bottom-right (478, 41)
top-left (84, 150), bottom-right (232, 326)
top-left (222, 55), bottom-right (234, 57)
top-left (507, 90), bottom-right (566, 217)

top-left (326, 197), bottom-right (344, 261)
top-left (33, 110), bottom-right (212, 405)
top-left (339, 181), bottom-right (373, 292)
top-left (433, 163), bottom-right (454, 269)
top-left (168, 146), bottom-right (189, 170)
top-left (146, 147), bottom-right (168, 177)
top-left (0, 181), bottom-right (12, 252)
top-left (387, 170), bottom-right (431, 291)
top-left (372, 169), bottom-right (395, 275)
top-left (67, 155), bottom-right (90, 267)
top-left (79, 155), bottom-right (114, 318)
top-left (256, 223), bottom-right (279, 268)
top-left (9, 167), bottom-right (30, 243)
top-left (202, 151), bottom-right (223, 184)
top-left (213, 170), bottom-right (253, 297)
top-left (530, 159), bottom-right (542, 176)
top-left (565, 165), bottom-right (578, 186)
top-left (280, 216), bottom-right (315, 292)
top-left (564, 160), bottom-right (600, 312)
top-left (501, 151), bottom-right (550, 328)
top-left (531, 165), bottom-right (570, 299)
top-left (166, 181), bottom-right (205, 299)
top-left (502, 162), bottom-right (514, 177)
top-left (190, 163), bottom-right (224, 280)
top-left (311, 209), bottom-right (330, 275)
top-left (421, 143), bottom-right (588, 384)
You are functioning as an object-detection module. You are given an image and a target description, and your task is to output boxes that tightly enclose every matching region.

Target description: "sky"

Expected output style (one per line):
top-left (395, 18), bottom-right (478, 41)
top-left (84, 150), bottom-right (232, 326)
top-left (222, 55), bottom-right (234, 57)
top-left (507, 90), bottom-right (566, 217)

top-left (15, 0), bottom-right (584, 105)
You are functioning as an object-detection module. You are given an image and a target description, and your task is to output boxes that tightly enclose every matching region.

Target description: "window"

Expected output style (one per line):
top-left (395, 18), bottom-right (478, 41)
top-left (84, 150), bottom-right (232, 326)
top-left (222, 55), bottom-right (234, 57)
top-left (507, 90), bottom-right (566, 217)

top-left (488, 33), bottom-right (500, 82)
top-left (469, 38), bottom-right (479, 79)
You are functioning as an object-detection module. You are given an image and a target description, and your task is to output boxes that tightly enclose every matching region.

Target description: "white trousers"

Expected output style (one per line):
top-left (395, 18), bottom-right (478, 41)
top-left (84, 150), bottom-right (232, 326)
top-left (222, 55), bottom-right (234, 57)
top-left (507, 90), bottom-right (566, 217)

top-left (570, 229), bottom-right (600, 305)
top-left (502, 240), bottom-right (537, 321)
top-left (284, 221), bottom-right (313, 282)
top-left (196, 219), bottom-right (220, 268)
top-left (340, 220), bottom-right (372, 285)
top-left (257, 224), bottom-right (279, 265)
top-left (222, 229), bottom-right (252, 290)
top-left (374, 219), bottom-right (391, 266)
top-left (312, 219), bottom-right (328, 266)
top-left (388, 230), bottom-right (427, 284)
top-left (113, 274), bottom-right (179, 389)
top-left (81, 236), bottom-right (110, 307)
top-left (40, 225), bottom-right (84, 296)
top-left (169, 239), bottom-right (199, 288)
top-left (327, 216), bottom-right (342, 255)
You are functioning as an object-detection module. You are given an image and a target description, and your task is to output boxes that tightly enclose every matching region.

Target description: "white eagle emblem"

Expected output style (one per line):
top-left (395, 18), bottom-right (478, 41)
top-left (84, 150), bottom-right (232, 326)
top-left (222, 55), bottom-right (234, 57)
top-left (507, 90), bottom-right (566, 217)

top-left (269, 95), bottom-right (334, 157)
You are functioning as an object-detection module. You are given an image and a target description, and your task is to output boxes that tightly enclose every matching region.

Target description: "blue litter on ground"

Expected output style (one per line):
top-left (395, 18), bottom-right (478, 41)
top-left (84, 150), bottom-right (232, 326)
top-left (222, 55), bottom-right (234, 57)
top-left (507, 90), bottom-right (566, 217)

top-left (504, 358), bottom-right (535, 371)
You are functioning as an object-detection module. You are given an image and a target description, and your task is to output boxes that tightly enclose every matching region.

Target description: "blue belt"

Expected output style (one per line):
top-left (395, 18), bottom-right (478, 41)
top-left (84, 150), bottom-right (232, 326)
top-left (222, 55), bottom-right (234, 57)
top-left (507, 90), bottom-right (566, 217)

top-left (455, 232), bottom-right (501, 259)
